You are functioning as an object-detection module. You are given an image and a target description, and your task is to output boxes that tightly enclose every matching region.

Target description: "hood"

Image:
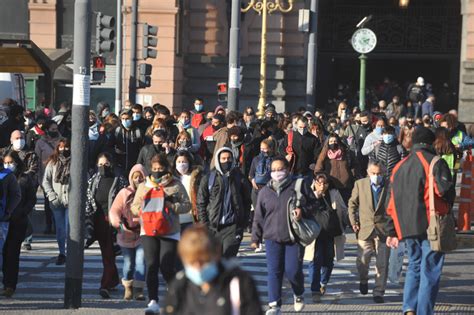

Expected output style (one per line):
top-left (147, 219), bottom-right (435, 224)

top-left (214, 146), bottom-right (234, 175)
top-left (128, 164), bottom-right (147, 190)
top-left (214, 105), bottom-right (225, 115)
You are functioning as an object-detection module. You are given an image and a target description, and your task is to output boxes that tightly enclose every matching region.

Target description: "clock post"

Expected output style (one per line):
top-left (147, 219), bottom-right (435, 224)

top-left (359, 54), bottom-right (367, 111)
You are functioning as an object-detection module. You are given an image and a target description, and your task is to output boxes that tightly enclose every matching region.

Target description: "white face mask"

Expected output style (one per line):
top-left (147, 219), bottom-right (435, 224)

top-left (176, 162), bottom-right (189, 175)
top-left (4, 163), bottom-right (16, 172)
top-left (370, 174), bottom-right (383, 186)
top-left (12, 139), bottom-right (25, 151)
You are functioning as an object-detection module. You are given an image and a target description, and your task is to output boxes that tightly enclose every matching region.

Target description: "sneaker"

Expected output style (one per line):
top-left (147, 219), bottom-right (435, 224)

top-left (359, 282), bottom-right (368, 295)
top-left (145, 300), bottom-right (161, 315)
top-left (373, 296), bottom-right (384, 304)
top-left (312, 291), bottom-right (322, 303)
top-left (255, 243), bottom-right (264, 253)
top-left (320, 285), bottom-right (327, 295)
top-left (23, 243), bottom-right (32, 251)
top-left (294, 295), bottom-right (305, 312)
top-left (1, 287), bottom-right (15, 298)
top-left (99, 288), bottom-right (110, 299)
top-left (265, 306), bottom-right (281, 315)
top-left (55, 254), bottom-right (66, 265)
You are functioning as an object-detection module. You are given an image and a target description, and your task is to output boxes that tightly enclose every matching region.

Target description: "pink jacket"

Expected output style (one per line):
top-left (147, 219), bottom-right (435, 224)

top-left (109, 164), bottom-right (147, 248)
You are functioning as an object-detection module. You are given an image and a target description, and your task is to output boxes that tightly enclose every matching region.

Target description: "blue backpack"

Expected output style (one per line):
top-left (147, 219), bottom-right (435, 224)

top-left (0, 168), bottom-right (12, 218)
top-left (254, 155), bottom-right (272, 185)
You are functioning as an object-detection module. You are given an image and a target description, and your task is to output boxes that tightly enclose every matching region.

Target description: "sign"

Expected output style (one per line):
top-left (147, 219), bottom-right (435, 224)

top-left (72, 74), bottom-right (90, 106)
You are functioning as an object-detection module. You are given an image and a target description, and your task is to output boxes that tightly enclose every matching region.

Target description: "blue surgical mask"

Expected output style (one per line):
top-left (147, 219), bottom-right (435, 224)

top-left (375, 126), bottom-right (383, 135)
top-left (184, 262), bottom-right (219, 286)
top-left (122, 119), bottom-right (132, 129)
top-left (194, 104), bottom-right (204, 112)
top-left (370, 174), bottom-right (383, 186)
top-left (383, 134), bottom-right (395, 144)
top-left (132, 113), bottom-right (141, 121)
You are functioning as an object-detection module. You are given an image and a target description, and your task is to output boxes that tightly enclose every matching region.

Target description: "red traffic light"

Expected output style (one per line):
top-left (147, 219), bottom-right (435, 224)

top-left (92, 56), bottom-right (106, 70)
top-left (217, 82), bottom-right (227, 93)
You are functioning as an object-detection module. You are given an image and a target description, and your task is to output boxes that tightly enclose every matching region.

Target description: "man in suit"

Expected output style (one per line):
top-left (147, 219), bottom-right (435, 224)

top-left (348, 160), bottom-right (390, 304)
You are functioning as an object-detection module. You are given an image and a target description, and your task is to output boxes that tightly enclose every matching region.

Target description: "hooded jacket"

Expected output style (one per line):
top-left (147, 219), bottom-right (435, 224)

top-left (35, 136), bottom-right (59, 183)
top-left (109, 164), bottom-right (147, 248)
top-left (197, 147), bottom-right (251, 231)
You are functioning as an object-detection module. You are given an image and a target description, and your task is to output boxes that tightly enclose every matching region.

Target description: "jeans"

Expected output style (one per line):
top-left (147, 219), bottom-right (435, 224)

top-left (0, 222), bottom-right (9, 270)
top-left (121, 245), bottom-right (145, 282)
top-left (265, 240), bottom-right (305, 306)
top-left (51, 206), bottom-right (68, 255)
top-left (309, 236), bottom-right (335, 292)
top-left (403, 237), bottom-right (445, 315)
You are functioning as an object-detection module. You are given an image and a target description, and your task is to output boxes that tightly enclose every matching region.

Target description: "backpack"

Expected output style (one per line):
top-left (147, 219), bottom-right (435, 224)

top-left (408, 85), bottom-right (424, 103)
top-left (139, 185), bottom-right (174, 236)
top-left (285, 131), bottom-right (296, 172)
top-left (254, 155), bottom-right (272, 185)
top-left (0, 168), bottom-right (12, 218)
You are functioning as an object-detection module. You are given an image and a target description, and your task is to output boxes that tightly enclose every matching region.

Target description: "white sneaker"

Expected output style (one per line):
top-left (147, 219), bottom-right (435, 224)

top-left (145, 300), bottom-right (160, 314)
top-left (255, 243), bottom-right (264, 253)
top-left (294, 295), bottom-right (305, 312)
top-left (265, 306), bottom-right (281, 315)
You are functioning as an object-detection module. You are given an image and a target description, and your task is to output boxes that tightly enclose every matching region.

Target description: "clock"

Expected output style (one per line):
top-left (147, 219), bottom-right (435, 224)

top-left (351, 28), bottom-right (377, 54)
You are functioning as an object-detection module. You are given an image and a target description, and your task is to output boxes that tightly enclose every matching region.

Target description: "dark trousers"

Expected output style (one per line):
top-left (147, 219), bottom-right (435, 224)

top-left (43, 190), bottom-right (53, 231)
top-left (93, 212), bottom-right (119, 289)
top-left (265, 240), bottom-right (305, 306)
top-left (141, 235), bottom-right (177, 301)
top-left (2, 219), bottom-right (27, 290)
top-left (214, 224), bottom-right (242, 258)
top-left (309, 236), bottom-right (335, 292)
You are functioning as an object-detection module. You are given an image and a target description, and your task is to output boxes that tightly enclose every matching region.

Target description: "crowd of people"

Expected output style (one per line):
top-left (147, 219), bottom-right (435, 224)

top-left (0, 77), bottom-right (472, 315)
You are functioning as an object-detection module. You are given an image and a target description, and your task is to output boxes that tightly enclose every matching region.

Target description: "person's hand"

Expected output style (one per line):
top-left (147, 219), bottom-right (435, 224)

top-left (352, 224), bottom-right (360, 233)
top-left (293, 208), bottom-right (302, 221)
top-left (177, 124), bottom-right (185, 133)
top-left (250, 242), bottom-right (259, 249)
top-left (374, 140), bottom-right (382, 147)
top-left (386, 236), bottom-right (399, 249)
top-left (285, 154), bottom-right (292, 162)
top-left (165, 201), bottom-right (174, 210)
top-left (251, 179), bottom-right (259, 190)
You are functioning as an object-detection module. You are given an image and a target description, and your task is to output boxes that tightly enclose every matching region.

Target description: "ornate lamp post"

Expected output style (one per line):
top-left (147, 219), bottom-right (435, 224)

top-left (242, 0), bottom-right (294, 118)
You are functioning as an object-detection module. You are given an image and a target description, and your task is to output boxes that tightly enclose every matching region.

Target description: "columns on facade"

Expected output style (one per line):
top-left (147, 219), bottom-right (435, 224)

top-left (28, 0), bottom-right (57, 49)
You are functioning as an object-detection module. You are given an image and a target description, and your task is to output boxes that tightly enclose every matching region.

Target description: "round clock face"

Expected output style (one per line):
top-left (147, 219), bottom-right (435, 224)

top-left (351, 28), bottom-right (377, 54)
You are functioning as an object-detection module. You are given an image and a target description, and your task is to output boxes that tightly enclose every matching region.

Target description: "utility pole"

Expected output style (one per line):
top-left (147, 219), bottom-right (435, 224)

top-left (359, 54), bottom-right (367, 111)
top-left (115, 0), bottom-right (123, 113)
top-left (64, 0), bottom-right (90, 308)
top-left (305, 0), bottom-right (318, 111)
top-left (228, 0), bottom-right (241, 111)
top-left (128, 0), bottom-right (138, 104)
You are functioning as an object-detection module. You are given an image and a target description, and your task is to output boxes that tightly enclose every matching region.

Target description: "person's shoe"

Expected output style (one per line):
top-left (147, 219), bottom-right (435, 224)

top-left (99, 288), bottom-right (110, 299)
top-left (122, 279), bottom-right (133, 300)
top-left (359, 282), bottom-right (368, 295)
top-left (133, 281), bottom-right (146, 301)
top-left (320, 284), bottom-right (327, 295)
top-left (373, 296), bottom-right (384, 303)
top-left (404, 311), bottom-right (415, 315)
top-left (255, 243), bottom-right (264, 253)
top-left (55, 254), bottom-right (66, 265)
top-left (1, 287), bottom-right (15, 298)
top-left (145, 300), bottom-right (161, 315)
top-left (294, 295), bottom-right (305, 312)
top-left (312, 291), bottom-right (322, 303)
top-left (265, 306), bottom-right (281, 315)
top-left (23, 243), bottom-right (32, 251)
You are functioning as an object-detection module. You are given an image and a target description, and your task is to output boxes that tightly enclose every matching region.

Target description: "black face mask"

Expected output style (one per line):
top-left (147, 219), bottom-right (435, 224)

top-left (220, 161), bottom-right (232, 173)
top-left (48, 131), bottom-right (59, 138)
top-left (89, 120), bottom-right (96, 127)
top-left (328, 143), bottom-right (338, 151)
top-left (151, 170), bottom-right (167, 180)
top-left (98, 165), bottom-right (112, 177)
top-left (60, 149), bottom-right (70, 158)
top-left (212, 124), bottom-right (221, 131)
top-left (153, 144), bottom-right (164, 152)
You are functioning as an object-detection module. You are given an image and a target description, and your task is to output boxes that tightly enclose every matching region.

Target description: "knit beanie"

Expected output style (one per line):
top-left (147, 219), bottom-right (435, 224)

top-left (412, 126), bottom-right (435, 145)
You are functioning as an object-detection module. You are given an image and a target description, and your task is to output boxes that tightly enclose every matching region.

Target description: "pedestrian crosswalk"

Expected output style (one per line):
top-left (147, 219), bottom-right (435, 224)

top-left (2, 235), bottom-right (403, 306)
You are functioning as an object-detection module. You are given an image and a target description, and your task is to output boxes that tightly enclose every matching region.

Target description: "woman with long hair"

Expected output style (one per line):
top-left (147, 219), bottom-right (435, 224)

top-left (433, 127), bottom-right (457, 180)
top-left (42, 138), bottom-right (71, 265)
top-left (145, 117), bottom-right (168, 145)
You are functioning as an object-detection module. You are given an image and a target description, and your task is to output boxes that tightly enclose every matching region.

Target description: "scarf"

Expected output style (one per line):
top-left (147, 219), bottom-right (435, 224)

top-left (34, 125), bottom-right (45, 136)
top-left (89, 123), bottom-right (100, 141)
top-left (269, 176), bottom-right (292, 196)
top-left (54, 154), bottom-right (71, 184)
top-left (327, 149), bottom-right (343, 160)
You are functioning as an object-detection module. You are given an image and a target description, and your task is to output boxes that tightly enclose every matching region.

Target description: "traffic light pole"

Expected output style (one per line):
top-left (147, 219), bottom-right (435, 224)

top-left (128, 0), bottom-right (138, 104)
top-left (359, 54), bottom-right (367, 111)
top-left (64, 0), bottom-right (90, 308)
top-left (228, 0), bottom-right (241, 111)
top-left (115, 0), bottom-right (123, 113)
top-left (305, 0), bottom-right (318, 111)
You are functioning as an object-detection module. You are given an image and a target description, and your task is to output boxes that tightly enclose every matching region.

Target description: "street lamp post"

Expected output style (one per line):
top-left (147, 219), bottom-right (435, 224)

top-left (242, 0), bottom-right (294, 118)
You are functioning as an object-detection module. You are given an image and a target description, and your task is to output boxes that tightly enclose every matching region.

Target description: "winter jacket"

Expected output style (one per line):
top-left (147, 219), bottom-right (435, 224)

top-left (210, 127), bottom-right (229, 169)
top-left (361, 132), bottom-right (382, 156)
top-left (113, 125), bottom-right (144, 173)
top-left (42, 161), bottom-right (69, 209)
top-left (175, 166), bottom-right (203, 223)
top-left (252, 178), bottom-right (318, 244)
top-left (385, 144), bottom-right (455, 239)
top-left (85, 172), bottom-right (128, 218)
top-left (197, 147), bottom-right (252, 231)
top-left (0, 169), bottom-right (21, 219)
top-left (373, 141), bottom-right (407, 176)
top-left (314, 146), bottom-right (355, 192)
top-left (131, 174), bottom-right (191, 237)
top-left (10, 172), bottom-right (36, 224)
top-left (279, 131), bottom-right (321, 176)
top-left (109, 164), bottom-right (147, 248)
top-left (137, 144), bottom-right (173, 173)
top-left (163, 261), bottom-right (262, 315)
top-left (1, 145), bottom-right (39, 186)
top-left (35, 136), bottom-right (59, 184)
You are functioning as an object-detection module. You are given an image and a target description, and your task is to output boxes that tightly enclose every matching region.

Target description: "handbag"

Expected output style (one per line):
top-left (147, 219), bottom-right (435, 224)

top-left (313, 196), bottom-right (343, 237)
top-left (287, 178), bottom-right (321, 246)
top-left (427, 156), bottom-right (457, 252)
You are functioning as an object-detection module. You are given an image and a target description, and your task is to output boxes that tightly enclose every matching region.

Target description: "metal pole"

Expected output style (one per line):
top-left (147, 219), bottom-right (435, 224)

top-left (64, 0), bottom-right (91, 308)
top-left (305, 0), bottom-right (318, 111)
top-left (257, 0), bottom-right (268, 118)
top-left (228, 0), bottom-right (241, 111)
top-left (359, 54), bottom-right (367, 111)
top-left (128, 0), bottom-right (138, 104)
top-left (115, 0), bottom-right (123, 114)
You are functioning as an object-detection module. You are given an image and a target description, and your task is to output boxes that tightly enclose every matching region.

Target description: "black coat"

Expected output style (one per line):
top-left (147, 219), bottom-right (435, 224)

top-left (10, 173), bottom-right (36, 224)
top-left (279, 131), bottom-right (321, 175)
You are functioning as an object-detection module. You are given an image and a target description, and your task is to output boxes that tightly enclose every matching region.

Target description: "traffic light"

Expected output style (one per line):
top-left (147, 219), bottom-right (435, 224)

top-left (142, 23), bottom-right (158, 59)
top-left (217, 82), bottom-right (228, 102)
top-left (137, 63), bottom-right (152, 89)
top-left (91, 56), bottom-right (106, 84)
top-left (96, 13), bottom-right (115, 54)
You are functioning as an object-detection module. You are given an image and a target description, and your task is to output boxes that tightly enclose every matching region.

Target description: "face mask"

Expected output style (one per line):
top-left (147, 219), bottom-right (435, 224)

top-left (370, 174), bottom-right (383, 186)
top-left (122, 119), bottom-right (132, 129)
top-left (383, 134), bottom-right (395, 144)
top-left (4, 163), bottom-right (16, 172)
top-left (354, 120), bottom-right (361, 125)
top-left (12, 139), bottom-right (25, 151)
top-left (59, 149), bottom-right (71, 158)
top-left (179, 140), bottom-right (190, 148)
top-left (102, 109), bottom-right (110, 118)
top-left (89, 120), bottom-right (96, 127)
top-left (231, 140), bottom-right (242, 147)
top-left (297, 127), bottom-right (307, 135)
top-left (212, 124), bottom-right (221, 131)
top-left (184, 262), bottom-right (219, 286)
top-left (132, 113), bottom-right (142, 121)
top-left (220, 161), bottom-right (232, 173)
top-left (98, 165), bottom-right (112, 177)
top-left (328, 143), bottom-right (338, 151)
top-left (261, 150), bottom-right (269, 157)
top-left (271, 170), bottom-right (287, 182)
top-left (151, 170), bottom-right (167, 182)
top-left (25, 118), bottom-right (33, 126)
top-left (48, 131), bottom-right (59, 138)
top-left (176, 162), bottom-right (189, 175)
top-left (194, 104), bottom-right (204, 112)
top-left (375, 126), bottom-right (383, 135)
top-left (181, 119), bottom-right (191, 127)
top-left (153, 144), bottom-right (164, 151)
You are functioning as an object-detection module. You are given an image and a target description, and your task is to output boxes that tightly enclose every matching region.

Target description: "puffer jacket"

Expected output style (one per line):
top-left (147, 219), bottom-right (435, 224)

top-left (373, 140), bottom-right (407, 176)
top-left (42, 161), bottom-right (69, 208)
top-left (109, 164), bottom-right (147, 248)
